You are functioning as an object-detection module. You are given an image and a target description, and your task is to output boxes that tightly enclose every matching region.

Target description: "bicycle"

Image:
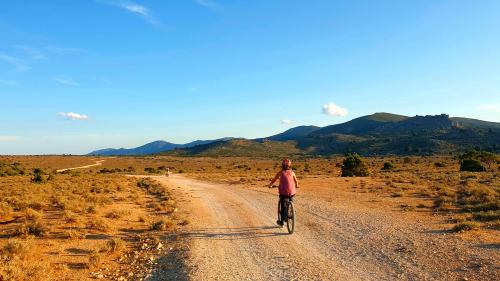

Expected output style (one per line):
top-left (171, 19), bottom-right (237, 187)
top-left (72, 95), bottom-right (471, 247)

top-left (278, 196), bottom-right (295, 234)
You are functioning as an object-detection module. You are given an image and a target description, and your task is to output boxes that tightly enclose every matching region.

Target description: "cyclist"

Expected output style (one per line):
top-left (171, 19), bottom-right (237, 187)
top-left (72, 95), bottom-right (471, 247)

top-left (268, 158), bottom-right (298, 227)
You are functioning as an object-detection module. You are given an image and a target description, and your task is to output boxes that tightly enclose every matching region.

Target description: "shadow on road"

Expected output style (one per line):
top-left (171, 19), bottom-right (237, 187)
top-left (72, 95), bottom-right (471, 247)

top-left (180, 225), bottom-right (289, 240)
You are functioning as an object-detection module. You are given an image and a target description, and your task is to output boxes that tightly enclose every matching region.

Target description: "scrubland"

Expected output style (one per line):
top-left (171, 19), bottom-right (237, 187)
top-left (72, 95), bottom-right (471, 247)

top-left (0, 157), bottom-right (184, 280)
top-left (0, 154), bottom-right (498, 279)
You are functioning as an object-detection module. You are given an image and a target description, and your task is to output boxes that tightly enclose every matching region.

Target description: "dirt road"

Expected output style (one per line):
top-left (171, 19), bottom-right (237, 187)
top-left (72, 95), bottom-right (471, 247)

top-left (56, 159), bottom-right (105, 172)
top-left (150, 175), bottom-right (498, 281)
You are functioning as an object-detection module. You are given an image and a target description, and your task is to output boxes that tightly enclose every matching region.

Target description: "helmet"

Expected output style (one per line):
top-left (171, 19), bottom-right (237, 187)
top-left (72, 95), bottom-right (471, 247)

top-left (282, 158), bottom-right (292, 168)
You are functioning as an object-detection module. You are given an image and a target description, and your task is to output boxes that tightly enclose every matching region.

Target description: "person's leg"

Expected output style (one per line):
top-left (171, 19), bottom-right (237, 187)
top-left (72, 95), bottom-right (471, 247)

top-left (277, 196), bottom-right (284, 226)
top-left (281, 196), bottom-right (288, 222)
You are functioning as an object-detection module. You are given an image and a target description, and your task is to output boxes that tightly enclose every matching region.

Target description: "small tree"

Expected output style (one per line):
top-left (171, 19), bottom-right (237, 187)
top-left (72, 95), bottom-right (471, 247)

top-left (341, 153), bottom-right (370, 177)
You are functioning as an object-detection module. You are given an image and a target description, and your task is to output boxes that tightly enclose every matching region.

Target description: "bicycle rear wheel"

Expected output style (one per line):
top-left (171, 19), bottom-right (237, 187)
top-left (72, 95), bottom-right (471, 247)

top-left (286, 202), bottom-right (294, 234)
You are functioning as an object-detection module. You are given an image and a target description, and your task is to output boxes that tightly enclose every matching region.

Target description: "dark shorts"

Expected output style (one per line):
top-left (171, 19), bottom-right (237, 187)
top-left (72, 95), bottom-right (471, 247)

top-left (278, 195), bottom-right (294, 221)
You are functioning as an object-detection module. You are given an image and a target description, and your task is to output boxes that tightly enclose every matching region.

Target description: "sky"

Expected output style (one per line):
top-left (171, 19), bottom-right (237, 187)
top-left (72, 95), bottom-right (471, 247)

top-left (1, 0), bottom-right (500, 155)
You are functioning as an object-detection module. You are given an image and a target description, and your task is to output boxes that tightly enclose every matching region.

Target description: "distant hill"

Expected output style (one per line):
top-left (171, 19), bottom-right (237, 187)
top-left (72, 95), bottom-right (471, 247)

top-left (167, 139), bottom-right (302, 158)
top-left (258, 125), bottom-right (320, 141)
top-left (310, 112), bottom-right (408, 136)
top-left (299, 113), bottom-right (499, 155)
top-left (87, 138), bottom-right (234, 156)
top-left (168, 113), bottom-right (499, 157)
top-left (88, 113), bottom-right (499, 156)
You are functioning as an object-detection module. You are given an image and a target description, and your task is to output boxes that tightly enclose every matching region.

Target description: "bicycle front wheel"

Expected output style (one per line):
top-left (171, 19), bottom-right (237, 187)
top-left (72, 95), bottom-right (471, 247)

top-left (286, 202), bottom-right (294, 234)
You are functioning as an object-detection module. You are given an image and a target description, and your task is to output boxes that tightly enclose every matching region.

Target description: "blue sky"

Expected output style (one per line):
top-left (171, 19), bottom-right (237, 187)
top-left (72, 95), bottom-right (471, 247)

top-left (1, 0), bottom-right (499, 154)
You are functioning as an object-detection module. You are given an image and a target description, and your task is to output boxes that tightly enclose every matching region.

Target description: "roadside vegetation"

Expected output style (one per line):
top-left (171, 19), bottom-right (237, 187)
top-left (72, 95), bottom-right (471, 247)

top-left (0, 157), bottom-right (185, 280)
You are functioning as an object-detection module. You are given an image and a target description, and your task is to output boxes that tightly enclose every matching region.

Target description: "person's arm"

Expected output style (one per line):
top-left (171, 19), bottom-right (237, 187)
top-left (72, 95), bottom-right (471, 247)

top-left (293, 173), bottom-right (299, 188)
top-left (268, 172), bottom-right (281, 188)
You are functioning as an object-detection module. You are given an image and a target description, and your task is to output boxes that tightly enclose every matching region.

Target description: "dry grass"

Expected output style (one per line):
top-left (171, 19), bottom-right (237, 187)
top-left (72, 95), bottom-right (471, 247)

top-left (0, 156), bottom-right (184, 280)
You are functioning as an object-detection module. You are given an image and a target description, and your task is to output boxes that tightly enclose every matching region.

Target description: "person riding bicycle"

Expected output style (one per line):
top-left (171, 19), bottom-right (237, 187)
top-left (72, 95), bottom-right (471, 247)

top-left (268, 158), bottom-right (298, 227)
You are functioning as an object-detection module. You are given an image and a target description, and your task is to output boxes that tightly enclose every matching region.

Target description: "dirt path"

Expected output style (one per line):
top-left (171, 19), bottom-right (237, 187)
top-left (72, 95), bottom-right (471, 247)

top-left (56, 159), bottom-right (105, 172)
top-left (149, 175), bottom-right (498, 281)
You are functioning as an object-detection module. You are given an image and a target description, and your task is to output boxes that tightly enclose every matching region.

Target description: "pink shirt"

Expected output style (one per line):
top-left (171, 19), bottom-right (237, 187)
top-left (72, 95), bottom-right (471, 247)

top-left (279, 170), bottom-right (296, 196)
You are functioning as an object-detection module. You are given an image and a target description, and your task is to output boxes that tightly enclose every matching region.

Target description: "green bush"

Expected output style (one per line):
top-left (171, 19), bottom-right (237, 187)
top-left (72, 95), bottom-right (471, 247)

top-left (341, 153), bottom-right (370, 177)
top-left (382, 162), bottom-right (395, 170)
top-left (459, 150), bottom-right (497, 171)
top-left (31, 168), bottom-right (44, 183)
top-left (460, 159), bottom-right (486, 172)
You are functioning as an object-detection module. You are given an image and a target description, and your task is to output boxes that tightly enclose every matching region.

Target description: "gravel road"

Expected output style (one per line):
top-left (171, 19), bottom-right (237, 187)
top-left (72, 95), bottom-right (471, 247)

top-left (149, 175), bottom-right (499, 281)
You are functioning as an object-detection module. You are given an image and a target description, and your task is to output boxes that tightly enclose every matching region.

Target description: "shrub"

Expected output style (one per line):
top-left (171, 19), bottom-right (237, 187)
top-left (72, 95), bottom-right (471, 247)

top-left (150, 218), bottom-right (174, 231)
top-left (61, 229), bottom-right (86, 239)
top-left (24, 208), bottom-right (43, 221)
top-left (105, 210), bottom-right (122, 219)
top-left (459, 150), bottom-right (497, 171)
top-left (451, 221), bottom-right (479, 232)
top-left (341, 153), bottom-right (370, 177)
top-left (31, 168), bottom-right (45, 183)
top-left (403, 157), bottom-right (411, 164)
top-left (434, 162), bottom-right (446, 168)
top-left (144, 167), bottom-right (159, 174)
top-left (1, 239), bottom-right (32, 260)
top-left (88, 251), bottom-right (101, 269)
top-left (100, 238), bottom-right (125, 254)
top-left (87, 218), bottom-right (110, 232)
top-left (472, 210), bottom-right (500, 222)
top-left (460, 159), bottom-right (486, 172)
top-left (16, 219), bottom-right (48, 237)
top-left (63, 210), bottom-right (79, 223)
top-left (382, 162), bottom-right (395, 170)
top-left (0, 202), bottom-right (13, 217)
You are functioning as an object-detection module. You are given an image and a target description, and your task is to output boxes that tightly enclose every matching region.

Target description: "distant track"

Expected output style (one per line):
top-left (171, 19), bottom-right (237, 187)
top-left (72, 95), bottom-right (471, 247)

top-left (56, 160), bottom-right (105, 172)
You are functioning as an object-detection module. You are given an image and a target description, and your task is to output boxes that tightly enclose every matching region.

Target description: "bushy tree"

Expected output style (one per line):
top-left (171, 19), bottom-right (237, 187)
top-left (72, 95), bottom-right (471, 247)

top-left (341, 153), bottom-right (370, 177)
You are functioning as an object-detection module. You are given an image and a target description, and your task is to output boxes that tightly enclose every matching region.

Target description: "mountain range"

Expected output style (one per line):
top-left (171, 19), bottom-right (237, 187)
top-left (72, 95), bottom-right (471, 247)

top-left (88, 113), bottom-right (500, 156)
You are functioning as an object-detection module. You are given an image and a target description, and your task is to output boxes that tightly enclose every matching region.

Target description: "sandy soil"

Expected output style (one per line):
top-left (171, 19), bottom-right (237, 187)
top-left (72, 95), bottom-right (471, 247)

top-left (147, 174), bottom-right (499, 281)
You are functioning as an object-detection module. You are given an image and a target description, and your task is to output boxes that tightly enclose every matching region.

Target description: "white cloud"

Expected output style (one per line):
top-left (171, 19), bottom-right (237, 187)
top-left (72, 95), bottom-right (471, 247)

top-left (0, 136), bottom-right (20, 141)
top-left (281, 119), bottom-right (292, 125)
top-left (195, 0), bottom-right (218, 8)
top-left (124, 3), bottom-right (149, 16)
top-left (322, 102), bottom-right (348, 117)
top-left (478, 104), bottom-right (500, 113)
top-left (58, 112), bottom-right (90, 121)
top-left (0, 53), bottom-right (31, 72)
top-left (54, 77), bottom-right (79, 86)
top-left (96, 0), bottom-right (159, 25)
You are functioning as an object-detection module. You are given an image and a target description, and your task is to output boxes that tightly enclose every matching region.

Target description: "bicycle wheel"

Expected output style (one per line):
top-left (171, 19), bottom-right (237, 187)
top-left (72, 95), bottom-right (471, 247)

top-left (286, 202), bottom-right (294, 234)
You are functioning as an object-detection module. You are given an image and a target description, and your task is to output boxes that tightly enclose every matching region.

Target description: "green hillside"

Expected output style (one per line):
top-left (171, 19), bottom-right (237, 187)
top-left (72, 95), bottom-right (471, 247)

top-left (166, 139), bottom-right (302, 158)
